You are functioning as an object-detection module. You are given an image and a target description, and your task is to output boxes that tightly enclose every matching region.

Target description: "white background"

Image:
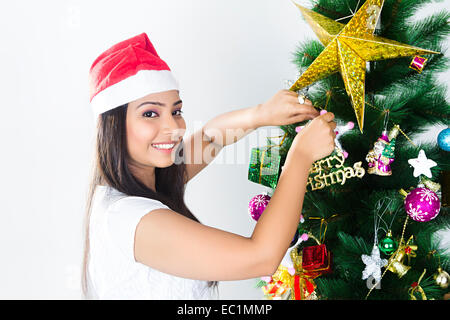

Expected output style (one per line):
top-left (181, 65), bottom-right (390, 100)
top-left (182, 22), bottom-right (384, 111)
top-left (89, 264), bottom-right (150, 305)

top-left (0, 0), bottom-right (448, 299)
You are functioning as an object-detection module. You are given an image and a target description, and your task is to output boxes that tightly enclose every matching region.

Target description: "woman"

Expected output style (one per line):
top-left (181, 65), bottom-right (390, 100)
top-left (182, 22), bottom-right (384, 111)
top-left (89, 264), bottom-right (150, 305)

top-left (82, 32), bottom-right (336, 299)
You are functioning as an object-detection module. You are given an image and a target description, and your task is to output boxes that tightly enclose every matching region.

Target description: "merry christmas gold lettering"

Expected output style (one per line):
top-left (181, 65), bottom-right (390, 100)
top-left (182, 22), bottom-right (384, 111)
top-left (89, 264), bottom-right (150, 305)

top-left (306, 153), bottom-right (365, 191)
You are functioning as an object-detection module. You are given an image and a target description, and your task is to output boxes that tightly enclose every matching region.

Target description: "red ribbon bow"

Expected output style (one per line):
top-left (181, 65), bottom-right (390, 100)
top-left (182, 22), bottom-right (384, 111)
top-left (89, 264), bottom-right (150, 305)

top-left (293, 275), bottom-right (315, 300)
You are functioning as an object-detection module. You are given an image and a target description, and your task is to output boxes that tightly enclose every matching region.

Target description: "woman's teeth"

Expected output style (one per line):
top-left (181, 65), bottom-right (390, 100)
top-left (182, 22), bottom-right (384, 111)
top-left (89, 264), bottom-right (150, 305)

top-left (152, 143), bottom-right (175, 150)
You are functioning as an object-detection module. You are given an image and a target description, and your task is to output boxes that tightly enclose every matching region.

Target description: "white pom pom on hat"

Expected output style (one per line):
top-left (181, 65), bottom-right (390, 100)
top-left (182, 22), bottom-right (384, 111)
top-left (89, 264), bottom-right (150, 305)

top-left (88, 32), bottom-right (179, 121)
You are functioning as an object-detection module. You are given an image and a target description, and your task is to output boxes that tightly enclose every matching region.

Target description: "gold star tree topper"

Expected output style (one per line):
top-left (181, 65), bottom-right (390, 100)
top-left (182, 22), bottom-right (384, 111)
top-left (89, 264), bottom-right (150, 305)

top-left (290, 0), bottom-right (440, 132)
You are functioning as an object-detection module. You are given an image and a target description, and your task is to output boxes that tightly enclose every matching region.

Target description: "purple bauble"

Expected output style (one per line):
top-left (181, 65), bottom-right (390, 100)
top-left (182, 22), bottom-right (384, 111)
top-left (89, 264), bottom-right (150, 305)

top-left (404, 187), bottom-right (441, 222)
top-left (248, 194), bottom-right (271, 221)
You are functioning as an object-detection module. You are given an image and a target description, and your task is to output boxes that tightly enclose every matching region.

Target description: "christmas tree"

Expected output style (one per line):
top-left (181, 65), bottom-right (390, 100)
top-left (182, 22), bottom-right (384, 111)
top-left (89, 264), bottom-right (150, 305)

top-left (250, 0), bottom-right (450, 300)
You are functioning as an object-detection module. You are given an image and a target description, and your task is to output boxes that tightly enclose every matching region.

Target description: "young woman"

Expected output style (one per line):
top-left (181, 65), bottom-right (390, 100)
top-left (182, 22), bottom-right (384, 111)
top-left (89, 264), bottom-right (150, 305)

top-left (82, 33), bottom-right (336, 299)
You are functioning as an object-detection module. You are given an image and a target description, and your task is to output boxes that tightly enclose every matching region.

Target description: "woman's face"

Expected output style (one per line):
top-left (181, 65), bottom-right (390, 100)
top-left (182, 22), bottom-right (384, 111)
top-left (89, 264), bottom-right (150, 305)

top-left (126, 89), bottom-right (186, 169)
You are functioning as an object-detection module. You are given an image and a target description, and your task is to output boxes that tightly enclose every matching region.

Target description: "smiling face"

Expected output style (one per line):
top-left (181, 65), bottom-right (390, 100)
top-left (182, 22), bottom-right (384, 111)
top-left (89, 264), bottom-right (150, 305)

top-left (126, 90), bottom-right (186, 170)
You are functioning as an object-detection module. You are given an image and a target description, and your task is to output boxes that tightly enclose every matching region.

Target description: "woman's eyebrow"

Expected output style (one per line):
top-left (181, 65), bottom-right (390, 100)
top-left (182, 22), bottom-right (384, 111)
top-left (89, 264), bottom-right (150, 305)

top-left (137, 100), bottom-right (182, 108)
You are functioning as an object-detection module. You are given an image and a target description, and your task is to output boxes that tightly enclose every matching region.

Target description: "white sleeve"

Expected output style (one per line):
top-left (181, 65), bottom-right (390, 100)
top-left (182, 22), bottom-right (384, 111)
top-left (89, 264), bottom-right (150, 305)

top-left (106, 196), bottom-right (170, 263)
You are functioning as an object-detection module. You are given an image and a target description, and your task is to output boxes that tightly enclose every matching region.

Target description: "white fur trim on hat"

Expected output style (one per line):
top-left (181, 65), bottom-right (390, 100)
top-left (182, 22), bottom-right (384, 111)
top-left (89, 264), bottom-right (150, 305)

top-left (90, 69), bottom-right (179, 120)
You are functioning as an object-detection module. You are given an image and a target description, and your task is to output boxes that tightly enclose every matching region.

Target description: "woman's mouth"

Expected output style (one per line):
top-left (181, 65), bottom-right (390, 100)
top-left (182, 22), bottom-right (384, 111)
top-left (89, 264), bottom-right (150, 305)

top-left (151, 142), bottom-right (176, 153)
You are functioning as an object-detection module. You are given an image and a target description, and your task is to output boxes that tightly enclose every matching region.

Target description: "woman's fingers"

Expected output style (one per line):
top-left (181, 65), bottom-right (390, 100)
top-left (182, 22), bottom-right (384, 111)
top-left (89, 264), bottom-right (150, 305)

top-left (303, 98), bottom-right (313, 106)
top-left (330, 121), bottom-right (337, 130)
top-left (320, 111), bottom-right (335, 122)
top-left (292, 113), bottom-right (319, 124)
top-left (291, 103), bottom-right (319, 117)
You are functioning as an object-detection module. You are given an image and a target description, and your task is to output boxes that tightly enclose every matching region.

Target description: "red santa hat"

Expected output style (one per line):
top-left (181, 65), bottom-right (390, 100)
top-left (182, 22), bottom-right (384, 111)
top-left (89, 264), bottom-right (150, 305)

top-left (89, 32), bottom-right (179, 119)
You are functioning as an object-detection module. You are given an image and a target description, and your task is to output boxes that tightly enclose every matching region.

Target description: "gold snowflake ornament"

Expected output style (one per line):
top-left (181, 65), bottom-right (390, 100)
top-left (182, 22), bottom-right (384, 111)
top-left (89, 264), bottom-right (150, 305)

top-left (290, 0), bottom-right (440, 132)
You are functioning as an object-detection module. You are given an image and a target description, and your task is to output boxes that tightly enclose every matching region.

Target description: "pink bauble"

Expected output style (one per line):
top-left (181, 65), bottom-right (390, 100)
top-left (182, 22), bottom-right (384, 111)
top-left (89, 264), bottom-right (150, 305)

top-left (404, 187), bottom-right (441, 222)
top-left (248, 194), bottom-right (271, 221)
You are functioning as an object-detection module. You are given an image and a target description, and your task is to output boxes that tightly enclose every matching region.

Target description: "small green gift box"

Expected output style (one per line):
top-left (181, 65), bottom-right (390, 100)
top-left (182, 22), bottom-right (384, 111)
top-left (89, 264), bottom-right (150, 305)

top-left (248, 146), bottom-right (282, 189)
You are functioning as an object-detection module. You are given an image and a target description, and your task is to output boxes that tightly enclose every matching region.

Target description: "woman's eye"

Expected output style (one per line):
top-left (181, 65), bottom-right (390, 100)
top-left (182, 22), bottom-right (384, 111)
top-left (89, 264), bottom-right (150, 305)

top-left (143, 111), bottom-right (158, 118)
top-left (143, 110), bottom-right (182, 118)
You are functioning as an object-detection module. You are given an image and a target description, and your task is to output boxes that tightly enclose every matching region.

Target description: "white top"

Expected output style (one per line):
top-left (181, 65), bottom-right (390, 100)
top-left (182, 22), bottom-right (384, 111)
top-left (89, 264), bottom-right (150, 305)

top-left (87, 185), bottom-right (219, 300)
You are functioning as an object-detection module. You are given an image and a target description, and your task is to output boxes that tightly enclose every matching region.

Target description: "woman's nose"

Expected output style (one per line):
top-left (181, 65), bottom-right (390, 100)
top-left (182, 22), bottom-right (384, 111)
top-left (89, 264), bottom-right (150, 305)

top-left (161, 113), bottom-right (185, 138)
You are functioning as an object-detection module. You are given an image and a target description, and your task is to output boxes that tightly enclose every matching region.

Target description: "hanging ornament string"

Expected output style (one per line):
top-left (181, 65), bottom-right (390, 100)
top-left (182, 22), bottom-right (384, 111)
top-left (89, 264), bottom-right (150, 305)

top-left (365, 100), bottom-right (417, 147)
top-left (308, 214), bottom-right (339, 244)
top-left (427, 249), bottom-right (443, 269)
top-left (366, 211), bottom-right (410, 299)
top-left (392, 125), bottom-right (416, 147)
top-left (335, 0), bottom-right (361, 22)
top-left (374, 197), bottom-right (401, 237)
top-left (373, 198), bottom-right (393, 244)
top-left (382, 109), bottom-right (390, 133)
top-left (375, 198), bottom-right (390, 236)
top-left (258, 132), bottom-right (288, 184)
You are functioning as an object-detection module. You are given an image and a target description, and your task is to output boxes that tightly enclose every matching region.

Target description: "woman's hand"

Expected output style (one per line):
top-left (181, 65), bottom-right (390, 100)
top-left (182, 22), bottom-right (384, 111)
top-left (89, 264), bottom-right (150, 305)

top-left (254, 89), bottom-right (320, 127)
top-left (289, 111), bottom-right (337, 164)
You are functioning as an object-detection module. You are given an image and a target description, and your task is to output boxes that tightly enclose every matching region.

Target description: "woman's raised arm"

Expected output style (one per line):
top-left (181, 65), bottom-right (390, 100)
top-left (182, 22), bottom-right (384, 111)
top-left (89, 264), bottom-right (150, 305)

top-left (183, 90), bottom-right (319, 182)
top-left (202, 90), bottom-right (319, 147)
top-left (134, 112), bottom-right (336, 281)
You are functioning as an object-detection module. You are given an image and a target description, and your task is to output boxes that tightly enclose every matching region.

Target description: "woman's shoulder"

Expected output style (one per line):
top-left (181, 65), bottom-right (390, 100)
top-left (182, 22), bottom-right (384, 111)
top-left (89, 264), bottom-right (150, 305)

top-left (96, 184), bottom-right (170, 213)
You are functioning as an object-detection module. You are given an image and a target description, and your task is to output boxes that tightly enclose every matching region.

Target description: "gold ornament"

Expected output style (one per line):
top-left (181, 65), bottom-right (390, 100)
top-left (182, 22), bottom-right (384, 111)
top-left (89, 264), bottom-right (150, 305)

top-left (433, 267), bottom-right (450, 289)
top-left (421, 177), bottom-right (441, 194)
top-left (387, 236), bottom-right (417, 278)
top-left (261, 266), bottom-right (292, 300)
top-left (388, 125), bottom-right (400, 141)
top-left (290, 0), bottom-right (440, 132)
top-left (387, 254), bottom-right (411, 278)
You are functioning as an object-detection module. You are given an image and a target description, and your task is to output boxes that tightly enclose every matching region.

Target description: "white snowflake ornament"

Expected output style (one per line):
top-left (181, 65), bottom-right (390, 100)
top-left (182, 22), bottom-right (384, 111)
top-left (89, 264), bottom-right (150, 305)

top-left (361, 245), bottom-right (388, 282)
top-left (408, 149), bottom-right (437, 178)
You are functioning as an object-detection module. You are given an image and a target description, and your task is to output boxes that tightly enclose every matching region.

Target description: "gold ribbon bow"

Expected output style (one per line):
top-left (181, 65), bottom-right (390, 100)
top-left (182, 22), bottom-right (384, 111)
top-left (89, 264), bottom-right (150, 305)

top-left (308, 214), bottom-right (339, 244)
top-left (403, 235), bottom-right (418, 264)
top-left (408, 269), bottom-right (427, 300)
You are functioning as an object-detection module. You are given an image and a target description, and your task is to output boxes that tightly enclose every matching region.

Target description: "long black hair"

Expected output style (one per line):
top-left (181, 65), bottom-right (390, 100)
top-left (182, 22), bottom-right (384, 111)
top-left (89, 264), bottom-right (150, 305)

top-left (81, 103), bottom-right (217, 298)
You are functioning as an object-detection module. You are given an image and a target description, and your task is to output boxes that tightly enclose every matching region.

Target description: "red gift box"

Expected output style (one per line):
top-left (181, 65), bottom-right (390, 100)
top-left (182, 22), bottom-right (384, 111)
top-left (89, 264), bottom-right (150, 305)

top-left (302, 244), bottom-right (332, 274)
